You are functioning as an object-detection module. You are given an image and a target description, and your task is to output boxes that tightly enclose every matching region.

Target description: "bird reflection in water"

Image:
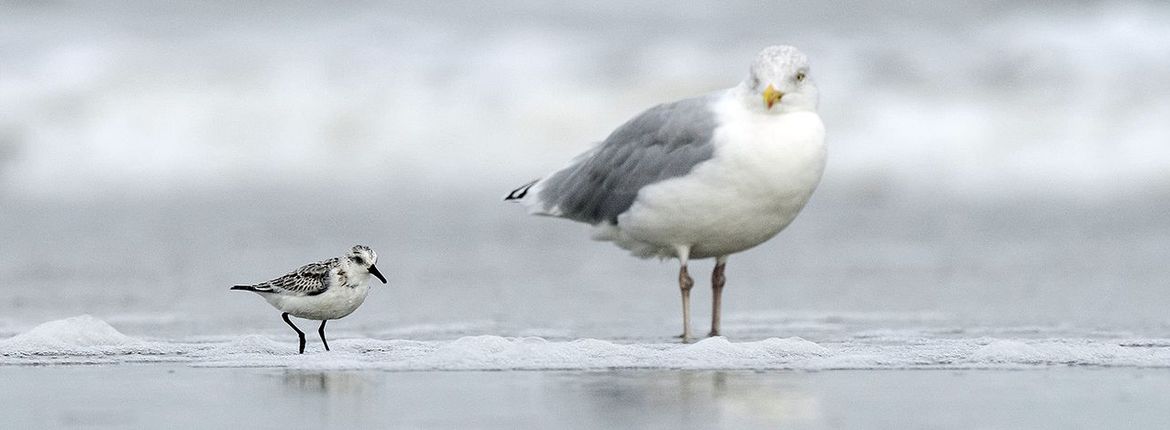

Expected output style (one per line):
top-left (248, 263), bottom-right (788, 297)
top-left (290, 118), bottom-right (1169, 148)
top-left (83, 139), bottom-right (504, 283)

top-left (575, 371), bottom-right (821, 427)
top-left (281, 371), bottom-right (370, 396)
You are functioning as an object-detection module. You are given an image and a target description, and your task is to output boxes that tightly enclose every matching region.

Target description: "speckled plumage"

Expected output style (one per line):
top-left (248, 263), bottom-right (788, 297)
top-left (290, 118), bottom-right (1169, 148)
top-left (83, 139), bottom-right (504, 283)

top-left (242, 258), bottom-right (341, 296)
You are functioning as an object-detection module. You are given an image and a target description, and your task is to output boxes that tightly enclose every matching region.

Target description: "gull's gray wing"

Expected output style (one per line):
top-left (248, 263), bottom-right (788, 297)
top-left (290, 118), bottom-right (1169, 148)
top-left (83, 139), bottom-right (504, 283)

top-left (242, 258), bottom-right (338, 296)
top-left (535, 94), bottom-right (719, 224)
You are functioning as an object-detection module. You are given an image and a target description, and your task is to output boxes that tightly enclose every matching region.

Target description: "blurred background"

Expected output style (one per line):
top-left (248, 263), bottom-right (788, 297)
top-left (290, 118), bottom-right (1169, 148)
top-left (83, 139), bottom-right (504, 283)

top-left (1, 0), bottom-right (1168, 340)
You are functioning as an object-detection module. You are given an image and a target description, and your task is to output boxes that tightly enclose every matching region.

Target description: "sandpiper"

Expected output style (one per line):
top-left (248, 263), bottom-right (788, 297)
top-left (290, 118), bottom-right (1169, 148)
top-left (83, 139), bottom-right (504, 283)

top-left (231, 245), bottom-right (388, 353)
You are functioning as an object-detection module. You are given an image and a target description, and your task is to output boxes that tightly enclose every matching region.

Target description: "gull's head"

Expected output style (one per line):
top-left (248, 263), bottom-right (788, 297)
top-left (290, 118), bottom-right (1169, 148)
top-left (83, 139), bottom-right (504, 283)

top-left (741, 45), bottom-right (817, 113)
top-left (347, 245), bottom-right (387, 284)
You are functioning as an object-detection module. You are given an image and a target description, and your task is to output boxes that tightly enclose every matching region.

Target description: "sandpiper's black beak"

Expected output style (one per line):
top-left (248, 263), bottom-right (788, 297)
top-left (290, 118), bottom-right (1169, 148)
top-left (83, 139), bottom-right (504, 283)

top-left (368, 264), bottom-right (388, 284)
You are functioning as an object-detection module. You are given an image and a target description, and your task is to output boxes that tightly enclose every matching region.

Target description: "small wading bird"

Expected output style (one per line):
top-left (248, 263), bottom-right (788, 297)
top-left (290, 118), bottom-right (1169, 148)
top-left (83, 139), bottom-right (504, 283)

top-left (231, 245), bottom-right (388, 353)
top-left (506, 45), bottom-right (826, 342)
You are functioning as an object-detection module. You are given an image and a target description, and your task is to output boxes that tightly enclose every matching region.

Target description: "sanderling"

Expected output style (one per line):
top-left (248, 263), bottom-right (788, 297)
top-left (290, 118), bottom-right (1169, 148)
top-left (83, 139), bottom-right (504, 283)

top-left (231, 245), bottom-right (388, 353)
top-left (506, 45), bottom-right (826, 342)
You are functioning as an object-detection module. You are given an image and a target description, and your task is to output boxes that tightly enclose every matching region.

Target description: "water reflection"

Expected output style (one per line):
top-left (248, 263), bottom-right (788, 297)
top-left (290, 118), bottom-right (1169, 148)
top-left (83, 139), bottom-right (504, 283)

top-left (272, 371), bottom-right (378, 428)
top-left (570, 371), bottom-right (821, 428)
top-left (280, 371), bottom-right (371, 395)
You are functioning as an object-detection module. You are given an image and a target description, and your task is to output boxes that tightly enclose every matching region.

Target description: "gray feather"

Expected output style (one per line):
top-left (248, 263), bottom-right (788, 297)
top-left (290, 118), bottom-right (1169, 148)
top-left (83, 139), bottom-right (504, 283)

top-left (536, 94), bottom-right (719, 224)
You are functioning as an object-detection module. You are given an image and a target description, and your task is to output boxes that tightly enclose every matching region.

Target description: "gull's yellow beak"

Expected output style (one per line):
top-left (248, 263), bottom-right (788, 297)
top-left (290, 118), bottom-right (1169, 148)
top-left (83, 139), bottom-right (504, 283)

top-left (763, 84), bottom-right (783, 109)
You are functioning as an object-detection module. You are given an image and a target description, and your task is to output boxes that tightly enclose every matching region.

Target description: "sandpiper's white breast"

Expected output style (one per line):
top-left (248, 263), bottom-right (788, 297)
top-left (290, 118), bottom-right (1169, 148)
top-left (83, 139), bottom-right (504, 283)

top-left (612, 93), bottom-right (827, 259)
top-left (265, 272), bottom-right (373, 320)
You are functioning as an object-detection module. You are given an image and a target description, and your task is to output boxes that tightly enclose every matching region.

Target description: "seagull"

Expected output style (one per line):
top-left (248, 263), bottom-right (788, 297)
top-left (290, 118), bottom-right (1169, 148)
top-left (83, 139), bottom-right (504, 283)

top-left (231, 245), bottom-right (388, 353)
top-left (506, 45), bottom-right (826, 342)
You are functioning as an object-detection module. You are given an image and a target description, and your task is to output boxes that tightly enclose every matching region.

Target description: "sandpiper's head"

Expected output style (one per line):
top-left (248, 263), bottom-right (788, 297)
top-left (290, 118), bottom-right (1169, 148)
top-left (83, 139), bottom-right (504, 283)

top-left (347, 245), bottom-right (387, 284)
top-left (741, 45), bottom-right (818, 113)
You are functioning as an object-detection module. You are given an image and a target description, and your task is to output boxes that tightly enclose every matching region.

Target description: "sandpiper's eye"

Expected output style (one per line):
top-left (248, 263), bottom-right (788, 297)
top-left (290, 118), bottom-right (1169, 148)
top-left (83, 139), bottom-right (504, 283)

top-left (795, 72), bottom-right (806, 82)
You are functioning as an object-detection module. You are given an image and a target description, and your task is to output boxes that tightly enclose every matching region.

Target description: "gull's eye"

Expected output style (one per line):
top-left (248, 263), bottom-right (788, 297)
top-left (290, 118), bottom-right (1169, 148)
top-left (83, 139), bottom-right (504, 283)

top-left (795, 72), bottom-right (806, 82)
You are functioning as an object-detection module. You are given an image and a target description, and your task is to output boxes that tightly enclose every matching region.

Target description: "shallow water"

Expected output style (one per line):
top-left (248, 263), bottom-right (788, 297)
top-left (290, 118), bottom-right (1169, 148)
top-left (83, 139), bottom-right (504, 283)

top-left (4, 365), bottom-right (1169, 429)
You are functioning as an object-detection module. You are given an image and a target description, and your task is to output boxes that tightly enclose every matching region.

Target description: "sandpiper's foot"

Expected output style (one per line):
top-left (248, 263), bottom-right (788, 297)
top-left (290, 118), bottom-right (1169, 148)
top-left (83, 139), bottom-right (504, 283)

top-left (282, 313), bottom-right (307, 354)
top-left (318, 320), bottom-right (330, 352)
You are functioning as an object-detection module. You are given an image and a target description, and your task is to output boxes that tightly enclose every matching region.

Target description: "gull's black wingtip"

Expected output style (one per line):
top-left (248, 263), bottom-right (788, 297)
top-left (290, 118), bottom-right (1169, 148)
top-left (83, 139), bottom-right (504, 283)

top-left (230, 285), bottom-right (255, 292)
top-left (505, 180), bottom-right (538, 201)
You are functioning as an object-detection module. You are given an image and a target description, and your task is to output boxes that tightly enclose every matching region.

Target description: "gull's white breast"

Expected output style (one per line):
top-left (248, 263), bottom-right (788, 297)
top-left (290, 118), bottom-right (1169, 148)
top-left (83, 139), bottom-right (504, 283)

top-left (605, 95), bottom-right (826, 259)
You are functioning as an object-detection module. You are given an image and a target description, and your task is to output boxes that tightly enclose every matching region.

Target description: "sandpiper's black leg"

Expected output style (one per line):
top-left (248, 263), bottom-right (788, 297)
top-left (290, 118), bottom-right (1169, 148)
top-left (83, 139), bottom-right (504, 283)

top-left (318, 320), bottom-right (330, 351)
top-left (282, 312), bottom-right (306, 354)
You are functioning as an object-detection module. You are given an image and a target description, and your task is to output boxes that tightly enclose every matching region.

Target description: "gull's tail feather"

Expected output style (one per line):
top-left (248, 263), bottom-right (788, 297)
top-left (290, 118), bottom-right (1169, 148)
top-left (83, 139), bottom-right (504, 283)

top-left (505, 178), bottom-right (563, 218)
top-left (504, 179), bottom-right (538, 202)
